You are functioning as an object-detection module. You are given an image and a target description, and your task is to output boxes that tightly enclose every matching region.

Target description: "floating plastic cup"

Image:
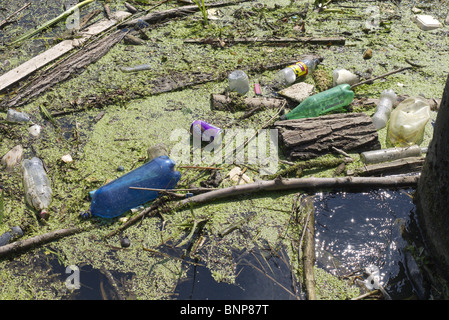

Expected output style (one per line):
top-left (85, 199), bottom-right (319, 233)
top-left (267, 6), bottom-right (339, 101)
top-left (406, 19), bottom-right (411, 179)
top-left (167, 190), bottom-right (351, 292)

top-left (228, 70), bottom-right (249, 95)
top-left (190, 120), bottom-right (222, 143)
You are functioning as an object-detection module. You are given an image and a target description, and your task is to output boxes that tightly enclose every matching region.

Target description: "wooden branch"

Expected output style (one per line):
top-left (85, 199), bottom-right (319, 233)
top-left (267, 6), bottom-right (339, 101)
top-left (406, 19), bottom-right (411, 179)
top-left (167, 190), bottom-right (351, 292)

top-left (350, 66), bottom-right (414, 89)
top-left (184, 36), bottom-right (346, 46)
top-left (0, 226), bottom-right (89, 258)
top-left (178, 176), bottom-right (419, 207)
top-left (121, 0), bottom-right (251, 27)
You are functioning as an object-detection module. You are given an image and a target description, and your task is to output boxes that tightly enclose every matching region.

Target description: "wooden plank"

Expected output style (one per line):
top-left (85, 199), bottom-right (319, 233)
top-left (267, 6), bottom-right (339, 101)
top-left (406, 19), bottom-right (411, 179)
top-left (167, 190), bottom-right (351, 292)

top-left (0, 11), bottom-right (131, 93)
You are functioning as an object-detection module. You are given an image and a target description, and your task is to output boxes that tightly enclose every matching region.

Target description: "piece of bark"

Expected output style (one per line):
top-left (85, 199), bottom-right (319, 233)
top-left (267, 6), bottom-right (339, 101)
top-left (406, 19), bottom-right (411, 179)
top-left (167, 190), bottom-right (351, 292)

top-left (275, 113), bottom-right (381, 160)
top-left (0, 11), bottom-right (131, 95)
top-left (347, 157), bottom-right (424, 176)
top-left (1, 28), bottom-right (129, 109)
top-left (210, 94), bottom-right (286, 112)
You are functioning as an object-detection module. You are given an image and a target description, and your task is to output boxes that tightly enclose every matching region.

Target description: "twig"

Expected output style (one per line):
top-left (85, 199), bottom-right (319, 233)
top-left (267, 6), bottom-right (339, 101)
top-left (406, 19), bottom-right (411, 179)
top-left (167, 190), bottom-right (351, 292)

top-left (0, 225), bottom-right (91, 258)
top-left (350, 66), bottom-right (414, 89)
top-left (0, 2), bottom-right (31, 29)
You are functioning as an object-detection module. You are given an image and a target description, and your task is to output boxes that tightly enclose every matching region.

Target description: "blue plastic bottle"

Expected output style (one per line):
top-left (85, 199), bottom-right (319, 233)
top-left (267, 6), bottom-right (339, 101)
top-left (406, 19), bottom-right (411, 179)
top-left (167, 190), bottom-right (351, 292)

top-left (88, 156), bottom-right (181, 218)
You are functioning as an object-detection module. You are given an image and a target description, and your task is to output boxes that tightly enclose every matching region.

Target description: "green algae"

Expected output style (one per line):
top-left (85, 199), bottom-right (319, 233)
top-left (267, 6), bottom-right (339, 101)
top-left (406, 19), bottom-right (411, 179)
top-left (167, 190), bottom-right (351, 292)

top-left (1, 0), bottom-right (449, 300)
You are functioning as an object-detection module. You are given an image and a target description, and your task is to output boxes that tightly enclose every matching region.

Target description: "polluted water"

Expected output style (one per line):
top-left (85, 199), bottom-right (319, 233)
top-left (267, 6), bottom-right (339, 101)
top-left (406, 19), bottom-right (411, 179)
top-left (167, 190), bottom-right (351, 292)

top-left (314, 188), bottom-right (428, 299)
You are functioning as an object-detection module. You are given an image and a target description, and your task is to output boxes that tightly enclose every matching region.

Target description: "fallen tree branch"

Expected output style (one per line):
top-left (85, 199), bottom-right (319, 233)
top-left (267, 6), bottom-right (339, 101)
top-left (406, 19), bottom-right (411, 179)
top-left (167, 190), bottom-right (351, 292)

top-left (0, 225), bottom-right (90, 258)
top-left (107, 175), bottom-right (419, 237)
top-left (179, 176), bottom-right (419, 207)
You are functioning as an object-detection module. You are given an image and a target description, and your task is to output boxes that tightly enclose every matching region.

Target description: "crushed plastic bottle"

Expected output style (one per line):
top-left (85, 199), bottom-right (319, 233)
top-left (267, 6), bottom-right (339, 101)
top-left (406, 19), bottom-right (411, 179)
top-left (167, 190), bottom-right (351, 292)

top-left (279, 84), bottom-right (354, 120)
top-left (388, 96), bottom-right (430, 147)
top-left (22, 157), bottom-right (52, 219)
top-left (87, 156), bottom-right (181, 219)
top-left (228, 70), bottom-right (249, 95)
top-left (6, 108), bottom-right (31, 123)
top-left (276, 57), bottom-right (321, 86)
top-left (0, 226), bottom-right (24, 247)
top-left (372, 89), bottom-right (397, 130)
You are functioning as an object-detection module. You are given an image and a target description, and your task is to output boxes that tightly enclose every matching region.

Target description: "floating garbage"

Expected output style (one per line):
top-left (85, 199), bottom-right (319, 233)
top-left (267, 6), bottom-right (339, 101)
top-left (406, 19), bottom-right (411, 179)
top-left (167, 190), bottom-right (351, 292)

top-left (1, 145), bottom-right (24, 171)
top-left (278, 82), bottom-right (315, 103)
top-left (360, 145), bottom-right (425, 164)
top-left (190, 120), bottom-right (222, 143)
top-left (332, 69), bottom-right (359, 87)
top-left (225, 167), bottom-right (252, 185)
top-left (6, 108), bottom-right (31, 123)
top-left (276, 57), bottom-right (321, 86)
top-left (0, 226), bottom-right (24, 247)
top-left (228, 70), bottom-right (249, 95)
top-left (22, 157), bottom-right (53, 219)
top-left (147, 143), bottom-right (169, 161)
top-left (85, 156), bottom-right (181, 219)
top-left (388, 96), bottom-right (431, 147)
top-left (279, 84), bottom-right (354, 120)
top-left (120, 64), bottom-right (151, 72)
top-left (372, 89), bottom-right (397, 130)
top-left (28, 124), bottom-right (42, 137)
top-left (412, 14), bottom-right (442, 31)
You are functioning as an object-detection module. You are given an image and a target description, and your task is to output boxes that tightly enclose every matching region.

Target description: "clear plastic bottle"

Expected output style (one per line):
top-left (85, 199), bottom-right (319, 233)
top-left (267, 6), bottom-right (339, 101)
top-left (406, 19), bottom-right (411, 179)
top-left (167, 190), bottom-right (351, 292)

top-left (372, 89), bottom-right (397, 130)
top-left (0, 226), bottom-right (24, 247)
top-left (388, 96), bottom-right (431, 147)
top-left (279, 84), bottom-right (354, 120)
top-left (276, 57), bottom-right (321, 86)
top-left (88, 156), bottom-right (181, 218)
top-left (228, 70), bottom-right (249, 95)
top-left (6, 108), bottom-right (31, 123)
top-left (22, 157), bottom-right (52, 219)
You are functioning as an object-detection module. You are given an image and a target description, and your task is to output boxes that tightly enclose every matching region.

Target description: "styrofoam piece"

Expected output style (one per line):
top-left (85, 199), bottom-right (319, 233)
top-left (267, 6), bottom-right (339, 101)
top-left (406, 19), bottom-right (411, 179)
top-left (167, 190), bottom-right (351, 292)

top-left (412, 15), bottom-right (443, 31)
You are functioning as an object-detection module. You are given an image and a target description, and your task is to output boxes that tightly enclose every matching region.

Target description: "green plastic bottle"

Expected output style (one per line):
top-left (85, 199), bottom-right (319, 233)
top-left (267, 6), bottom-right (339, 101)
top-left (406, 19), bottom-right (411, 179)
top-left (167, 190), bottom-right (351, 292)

top-left (279, 84), bottom-right (354, 120)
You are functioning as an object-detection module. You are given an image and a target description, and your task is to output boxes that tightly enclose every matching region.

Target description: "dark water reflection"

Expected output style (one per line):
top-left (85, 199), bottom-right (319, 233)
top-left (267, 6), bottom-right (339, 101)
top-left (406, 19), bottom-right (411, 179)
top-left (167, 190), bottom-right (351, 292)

top-left (314, 188), bottom-right (428, 299)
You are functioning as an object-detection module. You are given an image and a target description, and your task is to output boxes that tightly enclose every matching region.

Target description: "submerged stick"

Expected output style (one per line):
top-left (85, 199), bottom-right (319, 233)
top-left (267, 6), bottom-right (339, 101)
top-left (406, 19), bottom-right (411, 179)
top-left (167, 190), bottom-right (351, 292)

top-left (0, 3), bottom-right (31, 29)
top-left (10, 0), bottom-right (95, 45)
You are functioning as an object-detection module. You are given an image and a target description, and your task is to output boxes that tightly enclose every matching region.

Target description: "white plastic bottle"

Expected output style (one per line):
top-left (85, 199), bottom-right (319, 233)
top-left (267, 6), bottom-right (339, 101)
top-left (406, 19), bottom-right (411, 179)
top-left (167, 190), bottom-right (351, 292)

top-left (276, 57), bottom-right (321, 86)
top-left (22, 157), bottom-right (52, 219)
top-left (372, 89), bottom-right (397, 130)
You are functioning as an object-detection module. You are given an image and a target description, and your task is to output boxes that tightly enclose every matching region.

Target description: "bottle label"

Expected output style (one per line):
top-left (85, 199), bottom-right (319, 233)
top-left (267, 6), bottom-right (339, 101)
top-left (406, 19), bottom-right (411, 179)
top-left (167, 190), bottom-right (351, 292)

top-left (288, 62), bottom-right (308, 77)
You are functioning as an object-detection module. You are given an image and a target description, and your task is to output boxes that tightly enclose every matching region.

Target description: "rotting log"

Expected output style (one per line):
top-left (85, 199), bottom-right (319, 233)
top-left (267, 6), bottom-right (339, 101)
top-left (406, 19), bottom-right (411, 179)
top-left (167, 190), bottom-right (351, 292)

top-left (274, 113), bottom-right (381, 160)
top-left (416, 74), bottom-right (449, 281)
